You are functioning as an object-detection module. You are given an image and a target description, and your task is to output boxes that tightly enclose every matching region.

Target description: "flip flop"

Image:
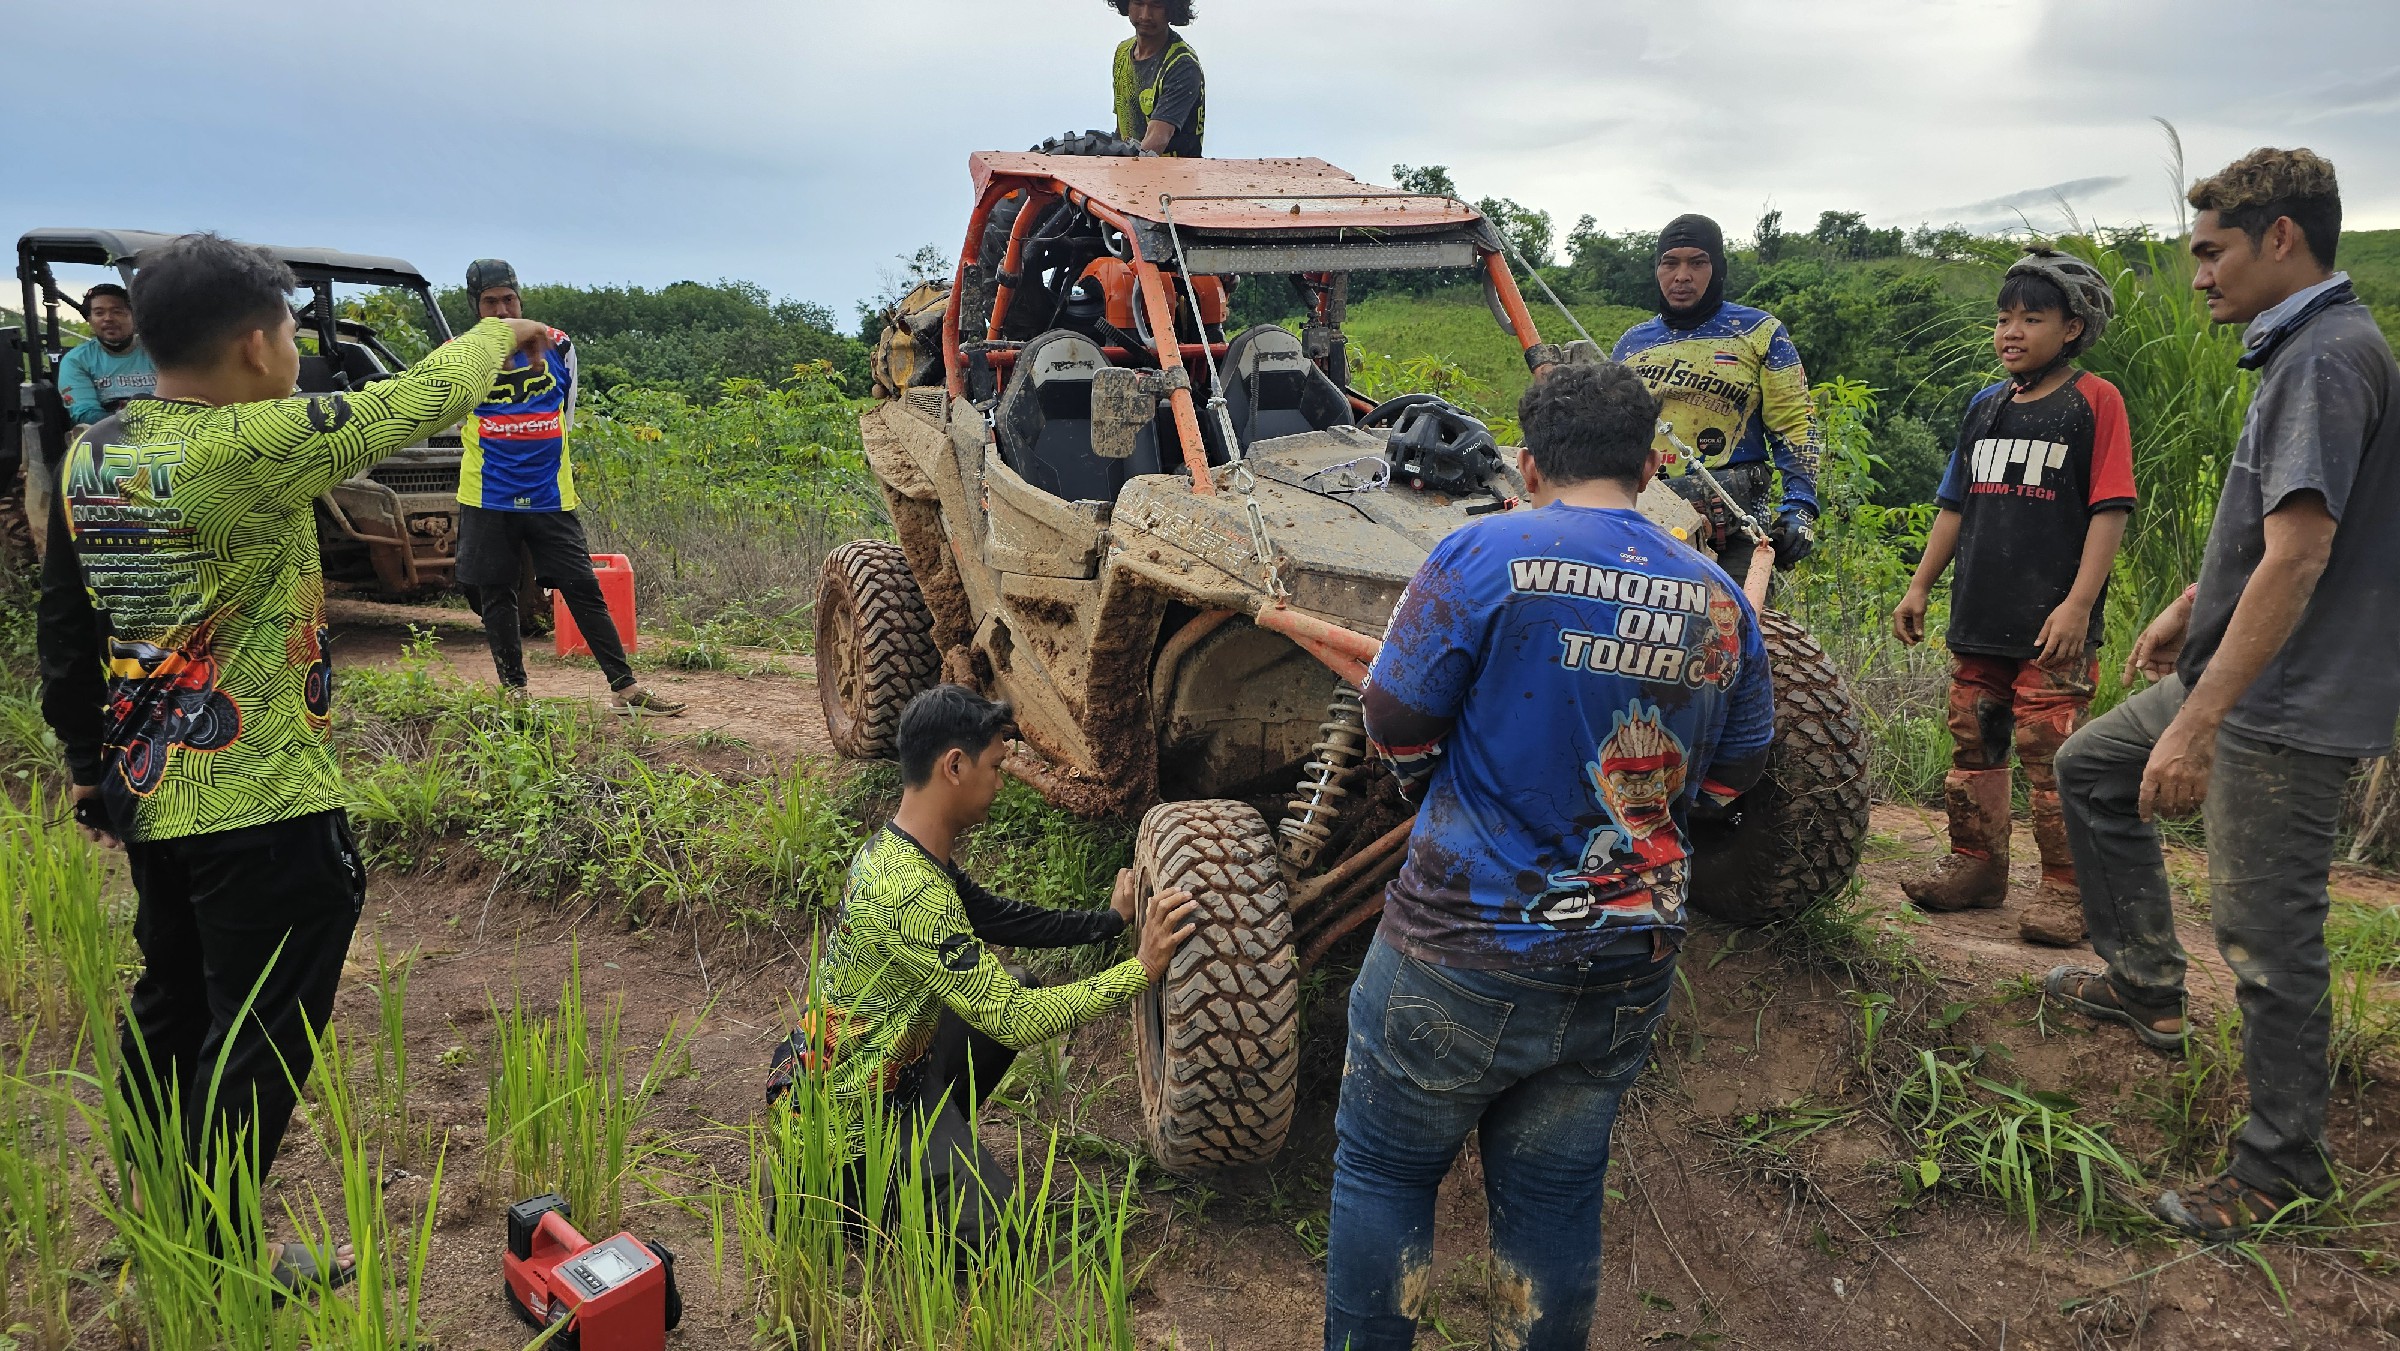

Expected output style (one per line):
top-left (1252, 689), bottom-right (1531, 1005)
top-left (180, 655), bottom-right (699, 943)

top-left (269, 1240), bottom-right (356, 1306)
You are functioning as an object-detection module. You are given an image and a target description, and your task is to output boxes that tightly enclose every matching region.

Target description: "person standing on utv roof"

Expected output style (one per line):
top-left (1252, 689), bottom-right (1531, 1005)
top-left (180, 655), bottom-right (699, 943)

top-left (1323, 361), bottom-right (1775, 1351)
top-left (2046, 148), bottom-right (2400, 1243)
top-left (1110, 0), bottom-right (1204, 157)
top-left (36, 232), bottom-right (555, 1293)
top-left (453, 259), bottom-right (683, 716)
top-left (1892, 249), bottom-right (2134, 948)
top-left (1613, 214), bottom-right (1822, 577)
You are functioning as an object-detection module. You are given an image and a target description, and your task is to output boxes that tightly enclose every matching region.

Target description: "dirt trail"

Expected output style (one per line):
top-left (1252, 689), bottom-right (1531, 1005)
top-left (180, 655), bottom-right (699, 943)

top-left (312, 606), bottom-right (2400, 1350)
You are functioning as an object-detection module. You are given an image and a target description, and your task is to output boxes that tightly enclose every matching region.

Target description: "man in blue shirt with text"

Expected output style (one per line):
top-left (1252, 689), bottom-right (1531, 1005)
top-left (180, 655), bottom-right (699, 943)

top-left (1323, 359), bottom-right (1775, 1351)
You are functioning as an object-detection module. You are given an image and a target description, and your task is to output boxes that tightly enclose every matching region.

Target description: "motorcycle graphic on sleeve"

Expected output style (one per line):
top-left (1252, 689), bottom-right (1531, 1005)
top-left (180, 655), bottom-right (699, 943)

top-left (1532, 701), bottom-right (1692, 927)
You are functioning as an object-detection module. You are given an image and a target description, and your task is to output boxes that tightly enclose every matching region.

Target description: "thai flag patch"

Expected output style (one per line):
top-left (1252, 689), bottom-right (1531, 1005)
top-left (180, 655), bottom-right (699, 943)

top-left (1713, 351), bottom-right (1742, 365)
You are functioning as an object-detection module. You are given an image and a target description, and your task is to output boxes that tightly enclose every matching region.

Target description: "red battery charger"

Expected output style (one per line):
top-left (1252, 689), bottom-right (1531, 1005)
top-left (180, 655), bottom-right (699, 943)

top-left (504, 1194), bottom-right (682, 1350)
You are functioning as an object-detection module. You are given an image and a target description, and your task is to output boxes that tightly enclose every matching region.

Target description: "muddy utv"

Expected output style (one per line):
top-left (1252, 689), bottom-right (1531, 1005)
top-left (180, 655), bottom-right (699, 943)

top-left (8, 228), bottom-right (466, 593)
top-left (823, 153), bottom-right (1869, 1174)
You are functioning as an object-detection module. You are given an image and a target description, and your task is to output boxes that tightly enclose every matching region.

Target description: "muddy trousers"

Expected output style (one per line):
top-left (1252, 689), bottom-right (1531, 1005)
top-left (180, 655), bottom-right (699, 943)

top-left (117, 811), bottom-right (365, 1186)
top-left (1945, 649), bottom-right (2094, 879)
top-left (1324, 938), bottom-right (1673, 1351)
top-left (455, 506), bottom-right (634, 692)
top-left (2055, 675), bottom-right (2353, 1199)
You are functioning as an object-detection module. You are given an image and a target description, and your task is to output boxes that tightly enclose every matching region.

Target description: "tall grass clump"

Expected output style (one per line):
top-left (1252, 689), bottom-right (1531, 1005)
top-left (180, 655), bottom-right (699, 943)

top-left (485, 948), bottom-right (695, 1235)
top-left (0, 782), bottom-right (114, 1024)
top-left (343, 647), bottom-right (860, 918)
top-left (1890, 1046), bottom-right (2148, 1241)
top-left (741, 992), bottom-right (1142, 1350)
top-left (575, 361), bottom-right (885, 648)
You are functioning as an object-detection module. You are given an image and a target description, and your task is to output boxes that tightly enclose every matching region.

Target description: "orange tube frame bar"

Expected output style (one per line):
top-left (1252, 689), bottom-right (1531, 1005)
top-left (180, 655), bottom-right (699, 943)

top-left (1254, 603), bottom-right (1379, 687)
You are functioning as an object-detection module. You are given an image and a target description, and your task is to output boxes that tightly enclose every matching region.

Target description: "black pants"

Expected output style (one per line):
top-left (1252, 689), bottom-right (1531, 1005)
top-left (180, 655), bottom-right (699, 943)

top-left (455, 505), bottom-right (633, 691)
top-left (119, 810), bottom-right (365, 1179)
top-left (879, 1011), bottom-right (1021, 1251)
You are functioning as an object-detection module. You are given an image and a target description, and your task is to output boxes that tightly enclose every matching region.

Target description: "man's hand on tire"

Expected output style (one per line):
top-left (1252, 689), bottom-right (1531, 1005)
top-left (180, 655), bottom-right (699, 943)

top-left (1138, 888), bottom-right (1201, 982)
top-left (1770, 510), bottom-right (1816, 568)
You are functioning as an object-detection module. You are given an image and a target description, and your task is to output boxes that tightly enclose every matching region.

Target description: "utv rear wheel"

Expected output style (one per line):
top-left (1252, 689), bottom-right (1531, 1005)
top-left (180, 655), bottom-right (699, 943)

top-left (1133, 799), bottom-right (1299, 1174)
top-left (1687, 609), bottom-right (1871, 925)
top-left (814, 540), bottom-right (939, 760)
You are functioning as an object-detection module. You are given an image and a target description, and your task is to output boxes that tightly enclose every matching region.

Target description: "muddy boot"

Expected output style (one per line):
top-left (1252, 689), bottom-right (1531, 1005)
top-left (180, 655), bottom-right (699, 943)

top-left (2017, 789), bottom-right (2087, 946)
top-left (1903, 768), bottom-right (2011, 912)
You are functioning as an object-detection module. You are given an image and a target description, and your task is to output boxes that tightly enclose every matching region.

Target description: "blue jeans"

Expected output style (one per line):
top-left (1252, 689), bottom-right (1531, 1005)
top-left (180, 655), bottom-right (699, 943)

top-left (1324, 935), bottom-right (1674, 1351)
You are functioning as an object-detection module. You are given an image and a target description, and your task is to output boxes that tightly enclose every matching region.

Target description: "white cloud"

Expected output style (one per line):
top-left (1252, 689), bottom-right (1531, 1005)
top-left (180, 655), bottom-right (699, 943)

top-left (6, 0), bottom-right (2394, 308)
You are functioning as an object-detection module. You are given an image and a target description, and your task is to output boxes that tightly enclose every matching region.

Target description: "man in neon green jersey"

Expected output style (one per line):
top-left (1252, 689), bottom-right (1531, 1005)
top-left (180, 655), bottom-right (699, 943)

top-left (37, 231), bottom-right (552, 1293)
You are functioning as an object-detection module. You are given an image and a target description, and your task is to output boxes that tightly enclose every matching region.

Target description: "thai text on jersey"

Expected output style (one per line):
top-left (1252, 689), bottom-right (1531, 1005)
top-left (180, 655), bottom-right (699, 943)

top-left (1612, 302), bottom-right (1823, 517)
top-left (460, 329), bottom-right (578, 512)
top-left (56, 321), bottom-right (517, 841)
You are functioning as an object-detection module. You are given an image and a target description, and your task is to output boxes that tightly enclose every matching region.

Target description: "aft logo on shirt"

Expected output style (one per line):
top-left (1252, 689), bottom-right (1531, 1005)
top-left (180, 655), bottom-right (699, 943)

top-left (1968, 437), bottom-right (2069, 500)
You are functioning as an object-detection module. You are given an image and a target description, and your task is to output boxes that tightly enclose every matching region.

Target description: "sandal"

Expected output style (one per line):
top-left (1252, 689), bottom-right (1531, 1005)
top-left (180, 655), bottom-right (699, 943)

top-left (269, 1240), bottom-right (356, 1306)
top-left (2042, 966), bottom-right (2188, 1052)
top-left (2153, 1172), bottom-right (2299, 1242)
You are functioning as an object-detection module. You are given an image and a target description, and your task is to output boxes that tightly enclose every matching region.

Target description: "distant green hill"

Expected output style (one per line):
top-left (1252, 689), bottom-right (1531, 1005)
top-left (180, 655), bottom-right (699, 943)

top-left (1343, 295), bottom-right (1650, 412)
top-left (2342, 228), bottom-right (2400, 347)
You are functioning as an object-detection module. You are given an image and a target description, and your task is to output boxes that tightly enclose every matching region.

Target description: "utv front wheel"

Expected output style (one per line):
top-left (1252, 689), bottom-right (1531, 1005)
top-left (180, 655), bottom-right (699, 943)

top-left (814, 540), bottom-right (939, 759)
top-left (1133, 799), bottom-right (1299, 1174)
top-left (1686, 609), bottom-right (1871, 925)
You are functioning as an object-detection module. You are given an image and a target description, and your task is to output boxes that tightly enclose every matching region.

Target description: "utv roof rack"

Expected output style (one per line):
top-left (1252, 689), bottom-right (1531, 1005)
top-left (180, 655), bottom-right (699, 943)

top-left (17, 227), bottom-right (433, 287)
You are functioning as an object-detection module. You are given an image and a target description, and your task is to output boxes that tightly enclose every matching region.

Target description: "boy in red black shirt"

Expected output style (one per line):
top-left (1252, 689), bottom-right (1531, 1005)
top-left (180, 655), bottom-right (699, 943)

top-left (1893, 249), bottom-right (2134, 945)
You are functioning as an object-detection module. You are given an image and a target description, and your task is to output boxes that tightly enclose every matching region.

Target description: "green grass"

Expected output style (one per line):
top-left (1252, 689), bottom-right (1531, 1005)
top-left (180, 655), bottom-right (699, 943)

top-left (741, 970), bottom-right (1145, 1350)
top-left (1342, 293), bottom-right (1650, 419)
top-left (338, 631), bottom-right (860, 920)
top-left (484, 947), bottom-right (697, 1235)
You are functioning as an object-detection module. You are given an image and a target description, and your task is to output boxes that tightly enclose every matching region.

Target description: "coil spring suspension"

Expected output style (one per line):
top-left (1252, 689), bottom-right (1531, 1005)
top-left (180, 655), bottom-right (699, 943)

top-left (1279, 683), bottom-right (1367, 871)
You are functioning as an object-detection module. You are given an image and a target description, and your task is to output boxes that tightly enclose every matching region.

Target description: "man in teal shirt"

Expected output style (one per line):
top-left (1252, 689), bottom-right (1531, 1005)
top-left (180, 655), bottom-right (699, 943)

top-left (57, 284), bottom-right (157, 424)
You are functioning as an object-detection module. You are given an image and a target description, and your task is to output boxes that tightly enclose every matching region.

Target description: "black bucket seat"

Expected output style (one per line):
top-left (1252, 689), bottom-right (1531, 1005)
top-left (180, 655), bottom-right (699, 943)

top-left (996, 330), bottom-right (1165, 502)
top-left (1215, 324), bottom-right (1353, 453)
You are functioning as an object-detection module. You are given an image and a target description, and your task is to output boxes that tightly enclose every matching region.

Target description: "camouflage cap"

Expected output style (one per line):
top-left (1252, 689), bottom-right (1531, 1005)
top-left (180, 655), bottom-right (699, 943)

top-left (465, 258), bottom-right (519, 299)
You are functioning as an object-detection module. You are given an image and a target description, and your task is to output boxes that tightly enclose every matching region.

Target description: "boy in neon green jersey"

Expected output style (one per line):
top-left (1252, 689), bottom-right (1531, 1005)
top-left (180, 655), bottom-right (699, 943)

top-left (37, 232), bottom-right (552, 1293)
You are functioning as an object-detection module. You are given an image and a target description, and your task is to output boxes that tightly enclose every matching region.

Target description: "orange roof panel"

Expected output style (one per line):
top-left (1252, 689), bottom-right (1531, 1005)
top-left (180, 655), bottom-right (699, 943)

top-left (968, 153), bottom-right (1484, 233)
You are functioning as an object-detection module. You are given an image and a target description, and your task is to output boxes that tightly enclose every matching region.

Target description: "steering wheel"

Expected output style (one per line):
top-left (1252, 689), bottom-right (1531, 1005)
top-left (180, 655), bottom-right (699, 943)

top-left (1359, 393), bottom-right (1449, 430)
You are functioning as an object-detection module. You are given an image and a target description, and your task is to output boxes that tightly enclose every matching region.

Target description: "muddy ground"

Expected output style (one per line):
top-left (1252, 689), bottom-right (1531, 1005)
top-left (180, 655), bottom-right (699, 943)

top-left (197, 608), bottom-right (2400, 1346)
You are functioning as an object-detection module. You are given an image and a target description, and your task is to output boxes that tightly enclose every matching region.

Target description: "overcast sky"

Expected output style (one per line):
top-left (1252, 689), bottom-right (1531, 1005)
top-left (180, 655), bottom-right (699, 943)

top-left (14, 0), bottom-right (2395, 315)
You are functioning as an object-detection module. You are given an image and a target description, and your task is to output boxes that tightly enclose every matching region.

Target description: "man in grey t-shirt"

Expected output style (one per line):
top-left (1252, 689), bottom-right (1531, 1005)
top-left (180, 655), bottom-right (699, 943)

top-left (1108, 0), bottom-right (1204, 157)
top-left (2046, 147), bottom-right (2396, 1241)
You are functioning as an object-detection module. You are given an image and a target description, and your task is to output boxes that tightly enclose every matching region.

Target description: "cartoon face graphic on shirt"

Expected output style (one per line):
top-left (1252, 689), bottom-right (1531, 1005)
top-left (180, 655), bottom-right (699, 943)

top-left (1695, 586), bottom-right (1744, 686)
top-left (1534, 702), bottom-right (1693, 920)
top-left (1593, 702), bottom-right (1685, 839)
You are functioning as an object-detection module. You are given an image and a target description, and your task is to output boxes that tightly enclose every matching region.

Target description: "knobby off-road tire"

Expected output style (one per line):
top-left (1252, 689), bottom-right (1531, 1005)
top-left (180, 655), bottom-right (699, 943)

top-left (814, 540), bottom-right (939, 760)
top-left (1133, 800), bottom-right (1300, 1174)
top-left (1687, 609), bottom-right (1871, 925)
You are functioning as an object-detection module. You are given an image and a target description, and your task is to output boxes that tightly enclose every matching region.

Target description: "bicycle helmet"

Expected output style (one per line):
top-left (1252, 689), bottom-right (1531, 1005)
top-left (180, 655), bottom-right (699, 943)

top-left (2004, 247), bottom-right (2115, 355)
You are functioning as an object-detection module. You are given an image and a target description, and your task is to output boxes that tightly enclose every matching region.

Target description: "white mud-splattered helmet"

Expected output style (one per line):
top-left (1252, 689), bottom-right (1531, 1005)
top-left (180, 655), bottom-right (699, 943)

top-left (2005, 247), bottom-right (2116, 355)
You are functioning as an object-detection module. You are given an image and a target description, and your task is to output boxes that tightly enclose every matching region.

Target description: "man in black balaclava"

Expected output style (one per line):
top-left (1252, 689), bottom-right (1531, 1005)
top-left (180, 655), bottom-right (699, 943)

top-left (1611, 214), bottom-right (1823, 576)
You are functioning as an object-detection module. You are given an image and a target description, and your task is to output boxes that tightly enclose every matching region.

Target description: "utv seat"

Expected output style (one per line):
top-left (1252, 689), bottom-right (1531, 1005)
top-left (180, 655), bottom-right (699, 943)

top-left (996, 330), bottom-right (1164, 502)
top-left (1216, 324), bottom-right (1354, 452)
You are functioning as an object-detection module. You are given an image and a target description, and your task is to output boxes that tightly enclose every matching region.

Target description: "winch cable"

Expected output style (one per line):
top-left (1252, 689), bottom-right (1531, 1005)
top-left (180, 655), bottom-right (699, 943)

top-left (1490, 222), bottom-right (1600, 351)
top-left (1158, 195), bottom-right (1245, 462)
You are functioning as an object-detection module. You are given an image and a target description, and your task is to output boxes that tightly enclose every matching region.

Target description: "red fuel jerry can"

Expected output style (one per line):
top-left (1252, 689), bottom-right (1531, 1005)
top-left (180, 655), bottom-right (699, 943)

top-left (503, 1194), bottom-right (681, 1350)
top-left (555, 554), bottom-right (639, 659)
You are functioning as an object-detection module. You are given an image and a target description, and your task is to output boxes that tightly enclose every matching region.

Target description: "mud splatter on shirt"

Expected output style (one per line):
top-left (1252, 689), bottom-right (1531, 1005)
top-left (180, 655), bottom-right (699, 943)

top-left (1363, 503), bottom-right (1775, 969)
